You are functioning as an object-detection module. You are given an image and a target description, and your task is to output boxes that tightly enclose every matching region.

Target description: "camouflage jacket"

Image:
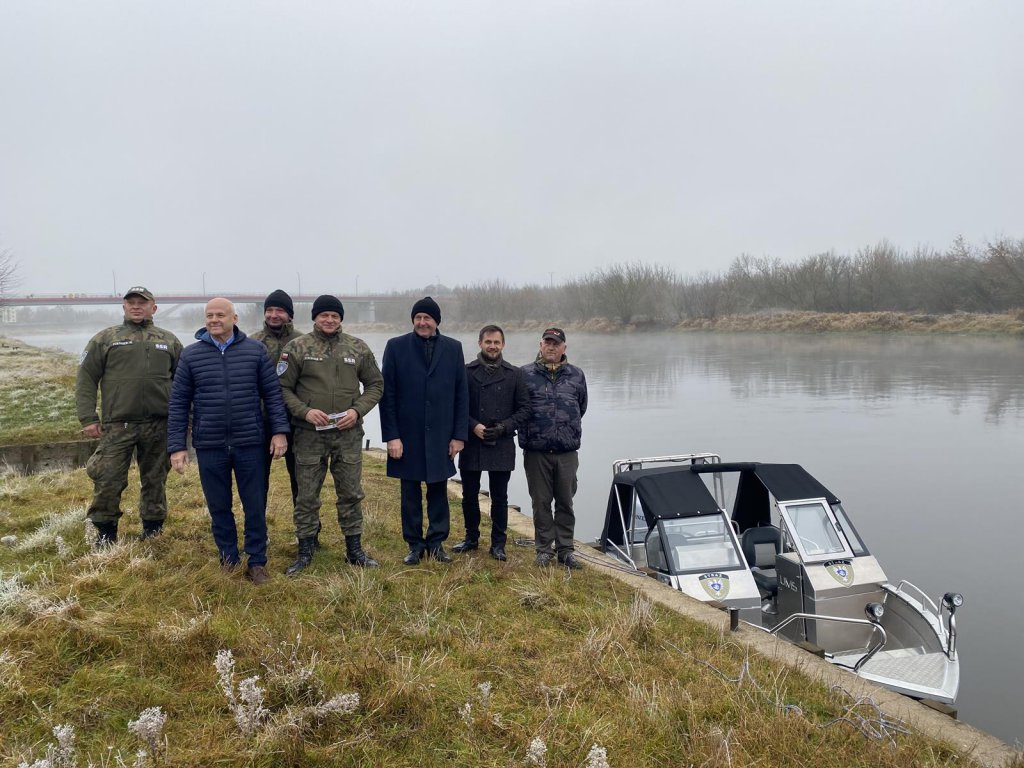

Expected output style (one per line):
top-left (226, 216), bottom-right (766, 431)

top-left (75, 319), bottom-right (183, 426)
top-left (517, 356), bottom-right (588, 453)
top-left (250, 321), bottom-right (301, 364)
top-left (277, 327), bottom-right (384, 430)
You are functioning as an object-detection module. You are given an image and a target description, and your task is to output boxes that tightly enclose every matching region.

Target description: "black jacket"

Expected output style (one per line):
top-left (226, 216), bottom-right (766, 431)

top-left (458, 358), bottom-right (530, 472)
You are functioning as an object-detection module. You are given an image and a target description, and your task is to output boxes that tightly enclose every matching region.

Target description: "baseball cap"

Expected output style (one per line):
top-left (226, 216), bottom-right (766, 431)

top-left (124, 286), bottom-right (155, 301)
top-left (541, 327), bottom-right (566, 343)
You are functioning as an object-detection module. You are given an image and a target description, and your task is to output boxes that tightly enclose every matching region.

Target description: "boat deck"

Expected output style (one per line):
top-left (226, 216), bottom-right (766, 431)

top-left (831, 647), bottom-right (959, 703)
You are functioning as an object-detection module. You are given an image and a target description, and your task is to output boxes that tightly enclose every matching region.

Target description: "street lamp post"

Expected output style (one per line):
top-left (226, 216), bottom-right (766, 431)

top-left (296, 271), bottom-right (302, 297)
top-left (202, 272), bottom-right (207, 296)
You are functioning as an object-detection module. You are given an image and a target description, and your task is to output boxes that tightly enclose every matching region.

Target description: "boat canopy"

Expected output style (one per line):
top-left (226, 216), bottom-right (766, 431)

top-left (601, 462), bottom-right (841, 546)
top-left (601, 466), bottom-right (722, 548)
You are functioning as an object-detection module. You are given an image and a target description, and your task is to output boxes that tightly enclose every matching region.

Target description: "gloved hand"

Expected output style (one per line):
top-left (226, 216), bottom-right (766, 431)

top-left (482, 422), bottom-right (506, 441)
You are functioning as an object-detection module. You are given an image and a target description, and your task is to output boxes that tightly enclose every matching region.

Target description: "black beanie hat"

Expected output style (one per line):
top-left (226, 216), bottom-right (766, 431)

top-left (411, 296), bottom-right (441, 325)
top-left (264, 289), bottom-right (294, 319)
top-left (312, 294), bottom-right (345, 321)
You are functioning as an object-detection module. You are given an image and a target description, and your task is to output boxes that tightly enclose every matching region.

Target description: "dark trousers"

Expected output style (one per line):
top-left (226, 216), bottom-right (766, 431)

top-left (263, 430), bottom-right (298, 506)
top-left (400, 479), bottom-right (449, 553)
top-left (460, 470), bottom-right (511, 547)
top-left (524, 450), bottom-right (579, 556)
top-left (196, 445), bottom-right (268, 566)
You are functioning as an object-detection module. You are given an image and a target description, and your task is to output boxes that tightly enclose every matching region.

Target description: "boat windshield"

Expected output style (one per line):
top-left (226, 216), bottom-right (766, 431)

top-left (783, 501), bottom-right (848, 558)
top-left (658, 516), bottom-right (744, 574)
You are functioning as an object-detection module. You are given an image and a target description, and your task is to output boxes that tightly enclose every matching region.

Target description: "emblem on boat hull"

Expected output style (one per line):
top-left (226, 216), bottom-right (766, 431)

top-left (824, 559), bottom-right (854, 586)
top-left (698, 572), bottom-right (730, 599)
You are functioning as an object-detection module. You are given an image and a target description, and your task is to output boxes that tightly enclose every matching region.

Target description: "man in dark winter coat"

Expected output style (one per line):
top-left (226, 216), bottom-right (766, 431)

top-left (519, 327), bottom-right (588, 569)
top-left (167, 298), bottom-right (290, 584)
top-left (452, 325), bottom-right (529, 561)
top-left (379, 296), bottom-right (469, 564)
top-left (251, 288), bottom-right (302, 505)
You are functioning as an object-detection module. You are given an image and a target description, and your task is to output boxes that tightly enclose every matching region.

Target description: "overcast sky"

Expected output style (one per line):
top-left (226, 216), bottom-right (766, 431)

top-left (1, 1), bottom-right (1021, 297)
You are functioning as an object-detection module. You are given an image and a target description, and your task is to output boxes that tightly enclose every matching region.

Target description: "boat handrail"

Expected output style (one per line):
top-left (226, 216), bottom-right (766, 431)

top-left (890, 580), bottom-right (940, 616)
top-left (612, 453), bottom-right (721, 475)
top-left (750, 613), bottom-right (888, 672)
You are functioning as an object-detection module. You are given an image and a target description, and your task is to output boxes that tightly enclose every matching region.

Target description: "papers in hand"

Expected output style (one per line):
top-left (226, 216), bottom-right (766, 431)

top-left (315, 412), bottom-right (347, 431)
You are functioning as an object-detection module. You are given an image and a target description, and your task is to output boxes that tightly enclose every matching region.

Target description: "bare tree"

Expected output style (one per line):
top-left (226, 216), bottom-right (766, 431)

top-left (0, 248), bottom-right (21, 301)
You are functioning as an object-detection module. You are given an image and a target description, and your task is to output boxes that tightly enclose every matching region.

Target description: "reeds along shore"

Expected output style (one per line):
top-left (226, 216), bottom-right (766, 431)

top-left (1, 458), bottom-right (1013, 768)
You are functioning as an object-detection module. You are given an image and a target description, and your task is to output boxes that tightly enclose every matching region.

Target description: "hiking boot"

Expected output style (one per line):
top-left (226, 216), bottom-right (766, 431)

top-left (285, 537), bottom-right (315, 576)
top-left (429, 546), bottom-right (452, 563)
top-left (535, 552), bottom-right (553, 567)
top-left (94, 522), bottom-right (118, 548)
top-left (345, 534), bottom-right (379, 568)
top-left (246, 564), bottom-right (270, 585)
top-left (452, 538), bottom-right (479, 553)
top-left (139, 520), bottom-right (164, 541)
top-left (489, 545), bottom-right (507, 562)
top-left (558, 552), bottom-right (583, 570)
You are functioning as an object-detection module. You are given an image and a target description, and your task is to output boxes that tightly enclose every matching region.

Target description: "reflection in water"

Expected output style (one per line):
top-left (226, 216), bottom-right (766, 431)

top-left (13, 326), bottom-right (1024, 744)
top-left (572, 333), bottom-right (1024, 424)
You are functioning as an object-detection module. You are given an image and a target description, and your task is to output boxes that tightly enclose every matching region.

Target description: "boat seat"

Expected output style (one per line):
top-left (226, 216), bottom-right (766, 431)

top-left (741, 525), bottom-right (783, 597)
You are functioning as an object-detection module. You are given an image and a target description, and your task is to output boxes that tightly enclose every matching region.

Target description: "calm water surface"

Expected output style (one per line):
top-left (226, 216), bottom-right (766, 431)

top-left (19, 327), bottom-right (1024, 744)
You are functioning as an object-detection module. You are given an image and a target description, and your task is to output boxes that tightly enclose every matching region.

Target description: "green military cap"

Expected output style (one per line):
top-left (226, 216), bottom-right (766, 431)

top-left (123, 286), bottom-right (155, 301)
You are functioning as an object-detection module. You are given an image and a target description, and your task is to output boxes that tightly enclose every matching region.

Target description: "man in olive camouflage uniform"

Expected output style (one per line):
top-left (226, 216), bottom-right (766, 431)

top-left (250, 288), bottom-right (302, 505)
top-left (76, 286), bottom-right (183, 545)
top-left (277, 294), bottom-right (384, 574)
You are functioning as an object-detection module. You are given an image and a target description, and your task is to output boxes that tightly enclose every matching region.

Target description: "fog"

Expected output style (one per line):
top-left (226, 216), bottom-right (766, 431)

top-left (1, 1), bottom-right (1021, 297)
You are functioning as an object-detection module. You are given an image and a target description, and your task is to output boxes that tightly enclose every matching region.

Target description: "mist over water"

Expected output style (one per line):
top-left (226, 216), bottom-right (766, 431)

top-left (14, 323), bottom-right (1024, 744)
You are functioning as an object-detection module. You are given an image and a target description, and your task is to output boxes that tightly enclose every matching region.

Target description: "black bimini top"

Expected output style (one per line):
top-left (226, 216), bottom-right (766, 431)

top-left (601, 466), bottom-right (722, 548)
top-left (600, 461), bottom-right (841, 547)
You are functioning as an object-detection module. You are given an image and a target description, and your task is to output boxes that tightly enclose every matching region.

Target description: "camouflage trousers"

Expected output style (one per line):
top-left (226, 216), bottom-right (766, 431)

top-left (293, 426), bottom-right (366, 539)
top-left (85, 420), bottom-right (170, 524)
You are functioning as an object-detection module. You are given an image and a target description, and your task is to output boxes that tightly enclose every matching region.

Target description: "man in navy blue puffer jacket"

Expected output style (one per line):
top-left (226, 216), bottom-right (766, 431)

top-left (168, 298), bottom-right (291, 584)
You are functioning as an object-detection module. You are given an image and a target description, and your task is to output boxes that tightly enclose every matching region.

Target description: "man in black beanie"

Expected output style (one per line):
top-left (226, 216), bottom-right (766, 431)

top-left (379, 296), bottom-right (469, 564)
top-left (277, 295), bottom-right (384, 574)
top-left (252, 289), bottom-right (302, 505)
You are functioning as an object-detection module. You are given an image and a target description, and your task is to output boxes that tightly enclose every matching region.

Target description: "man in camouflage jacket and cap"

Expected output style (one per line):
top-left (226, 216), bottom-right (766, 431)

top-left (519, 327), bottom-right (588, 569)
top-left (277, 294), bottom-right (384, 574)
top-left (75, 286), bottom-right (183, 545)
top-left (251, 288), bottom-right (302, 505)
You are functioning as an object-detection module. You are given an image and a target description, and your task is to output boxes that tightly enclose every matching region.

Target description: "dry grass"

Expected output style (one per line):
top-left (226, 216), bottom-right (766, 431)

top-left (0, 458), bottom-right (998, 767)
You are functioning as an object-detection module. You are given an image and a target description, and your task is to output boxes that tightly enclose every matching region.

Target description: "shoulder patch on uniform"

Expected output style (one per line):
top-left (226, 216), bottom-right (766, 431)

top-left (276, 361), bottom-right (288, 376)
top-left (155, 343), bottom-right (168, 351)
top-left (79, 349), bottom-right (88, 365)
top-left (344, 356), bottom-right (356, 365)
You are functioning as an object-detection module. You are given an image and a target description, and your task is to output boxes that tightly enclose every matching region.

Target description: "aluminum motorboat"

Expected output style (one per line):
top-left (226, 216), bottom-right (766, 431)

top-left (599, 453), bottom-right (963, 704)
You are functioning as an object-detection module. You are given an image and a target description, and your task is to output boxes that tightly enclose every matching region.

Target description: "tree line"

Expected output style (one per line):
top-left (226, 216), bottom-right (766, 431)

top-left (453, 237), bottom-right (1024, 324)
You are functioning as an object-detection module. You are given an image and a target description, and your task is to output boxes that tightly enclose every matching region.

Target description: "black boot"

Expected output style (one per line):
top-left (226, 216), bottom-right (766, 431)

top-left (452, 538), bottom-right (479, 553)
top-left (94, 521), bottom-right (118, 548)
top-left (345, 535), bottom-right (379, 568)
top-left (313, 521), bottom-right (322, 551)
top-left (140, 520), bottom-right (164, 541)
top-left (285, 537), bottom-right (315, 576)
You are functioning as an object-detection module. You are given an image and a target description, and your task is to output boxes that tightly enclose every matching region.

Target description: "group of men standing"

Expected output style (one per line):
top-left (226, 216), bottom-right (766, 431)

top-left (75, 286), bottom-right (588, 584)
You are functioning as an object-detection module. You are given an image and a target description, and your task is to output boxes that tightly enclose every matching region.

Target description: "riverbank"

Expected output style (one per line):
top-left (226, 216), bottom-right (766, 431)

top-left (1, 460), bottom-right (1018, 767)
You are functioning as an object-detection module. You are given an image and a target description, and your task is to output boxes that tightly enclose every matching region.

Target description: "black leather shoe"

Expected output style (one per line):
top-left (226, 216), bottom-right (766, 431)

top-left (139, 520), bottom-right (163, 541)
top-left (452, 538), bottom-right (479, 553)
top-left (403, 549), bottom-right (423, 565)
top-left (429, 546), bottom-right (452, 563)
top-left (489, 545), bottom-right (507, 562)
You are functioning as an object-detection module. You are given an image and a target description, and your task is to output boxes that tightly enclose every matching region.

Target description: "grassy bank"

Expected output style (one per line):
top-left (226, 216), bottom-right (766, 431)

top-left (0, 337), bottom-right (81, 446)
top-left (0, 458), bottom-right (1014, 767)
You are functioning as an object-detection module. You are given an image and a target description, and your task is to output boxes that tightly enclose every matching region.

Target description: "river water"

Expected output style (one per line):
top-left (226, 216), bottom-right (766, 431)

top-left (15, 326), bottom-right (1024, 744)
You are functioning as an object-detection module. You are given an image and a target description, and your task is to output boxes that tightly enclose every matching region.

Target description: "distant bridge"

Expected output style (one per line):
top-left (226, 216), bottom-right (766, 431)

top-left (0, 293), bottom-right (442, 324)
